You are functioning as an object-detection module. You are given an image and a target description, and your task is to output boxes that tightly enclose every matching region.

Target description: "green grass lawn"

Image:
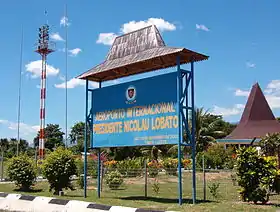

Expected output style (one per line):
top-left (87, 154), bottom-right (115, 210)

top-left (0, 171), bottom-right (279, 212)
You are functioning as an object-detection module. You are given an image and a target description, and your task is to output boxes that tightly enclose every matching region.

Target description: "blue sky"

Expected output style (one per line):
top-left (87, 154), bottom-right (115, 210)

top-left (1, 0), bottom-right (280, 143)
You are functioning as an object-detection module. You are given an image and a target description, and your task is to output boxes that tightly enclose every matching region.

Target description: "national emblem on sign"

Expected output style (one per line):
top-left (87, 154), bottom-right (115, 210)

top-left (125, 86), bottom-right (136, 104)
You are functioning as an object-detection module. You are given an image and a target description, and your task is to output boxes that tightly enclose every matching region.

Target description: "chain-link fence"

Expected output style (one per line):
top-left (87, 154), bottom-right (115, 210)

top-left (83, 162), bottom-right (241, 202)
top-left (1, 156), bottom-right (278, 204)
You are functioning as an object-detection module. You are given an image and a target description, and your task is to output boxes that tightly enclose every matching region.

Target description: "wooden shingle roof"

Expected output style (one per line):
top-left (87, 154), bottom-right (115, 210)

top-left (77, 25), bottom-right (208, 82)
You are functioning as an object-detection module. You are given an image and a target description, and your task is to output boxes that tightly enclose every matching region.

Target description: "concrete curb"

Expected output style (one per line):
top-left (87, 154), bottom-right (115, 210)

top-left (0, 192), bottom-right (177, 212)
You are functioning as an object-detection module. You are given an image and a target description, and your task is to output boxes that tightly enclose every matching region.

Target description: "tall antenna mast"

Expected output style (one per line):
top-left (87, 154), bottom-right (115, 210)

top-left (35, 14), bottom-right (55, 160)
top-left (65, 4), bottom-right (68, 147)
top-left (17, 27), bottom-right (24, 156)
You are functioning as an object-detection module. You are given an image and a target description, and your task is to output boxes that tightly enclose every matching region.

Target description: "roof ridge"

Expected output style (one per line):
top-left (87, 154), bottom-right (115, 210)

top-left (113, 24), bottom-right (155, 40)
top-left (105, 25), bottom-right (157, 61)
top-left (152, 25), bottom-right (166, 47)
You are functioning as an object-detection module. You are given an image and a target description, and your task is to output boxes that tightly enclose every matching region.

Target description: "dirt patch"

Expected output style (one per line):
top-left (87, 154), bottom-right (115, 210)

top-left (196, 171), bottom-right (232, 181)
top-left (124, 176), bottom-right (179, 185)
top-left (87, 186), bottom-right (97, 190)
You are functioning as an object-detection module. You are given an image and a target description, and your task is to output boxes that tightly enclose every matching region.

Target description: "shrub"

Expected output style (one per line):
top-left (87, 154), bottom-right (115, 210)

top-left (162, 158), bottom-right (178, 176)
top-left (259, 133), bottom-right (280, 169)
top-left (196, 144), bottom-right (235, 169)
top-left (42, 147), bottom-right (77, 195)
top-left (77, 175), bottom-right (84, 189)
top-left (230, 172), bottom-right (237, 186)
top-left (105, 170), bottom-right (124, 189)
top-left (182, 159), bottom-right (191, 169)
top-left (7, 154), bottom-right (36, 191)
top-left (116, 159), bottom-right (143, 177)
top-left (104, 158), bottom-right (145, 177)
top-left (104, 160), bottom-right (117, 170)
top-left (148, 160), bottom-right (161, 177)
top-left (236, 147), bottom-right (278, 204)
top-left (273, 170), bottom-right (280, 194)
top-left (152, 178), bottom-right (160, 194)
top-left (208, 182), bottom-right (220, 199)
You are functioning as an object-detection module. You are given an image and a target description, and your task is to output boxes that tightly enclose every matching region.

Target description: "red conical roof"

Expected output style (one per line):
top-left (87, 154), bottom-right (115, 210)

top-left (225, 83), bottom-right (280, 139)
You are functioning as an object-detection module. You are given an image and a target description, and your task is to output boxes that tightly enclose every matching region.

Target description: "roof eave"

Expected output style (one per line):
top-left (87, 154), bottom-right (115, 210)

top-left (77, 48), bottom-right (209, 82)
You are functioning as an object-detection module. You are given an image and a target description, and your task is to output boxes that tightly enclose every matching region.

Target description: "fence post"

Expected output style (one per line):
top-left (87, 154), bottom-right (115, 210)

top-left (0, 147), bottom-right (3, 181)
top-left (203, 153), bottom-right (206, 201)
top-left (35, 147), bottom-right (38, 168)
top-left (100, 161), bottom-right (103, 192)
top-left (144, 159), bottom-right (148, 198)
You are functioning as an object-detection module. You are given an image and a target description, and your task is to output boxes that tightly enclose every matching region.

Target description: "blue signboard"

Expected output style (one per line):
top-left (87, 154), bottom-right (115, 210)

top-left (91, 72), bottom-right (178, 148)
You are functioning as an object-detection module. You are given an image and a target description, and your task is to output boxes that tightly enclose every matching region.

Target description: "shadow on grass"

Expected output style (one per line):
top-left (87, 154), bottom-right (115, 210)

top-left (110, 188), bottom-right (126, 191)
top-left (14, 188), bottom-right (43, 193)
top-left (254, 202), bottom-right (280, 208)
top-left (64, 194), bottom-right (84, 198)
top-left (119, 196), bottom-right (214, 204)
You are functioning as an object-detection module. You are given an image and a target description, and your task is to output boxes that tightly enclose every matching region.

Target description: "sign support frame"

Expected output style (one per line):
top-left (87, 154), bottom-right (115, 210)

top-left (83, 56), bottom-right (197, 205)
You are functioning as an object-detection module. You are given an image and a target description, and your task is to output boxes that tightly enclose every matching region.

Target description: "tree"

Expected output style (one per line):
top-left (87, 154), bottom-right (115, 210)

top-left (168, 108), bottom-right (226, 156)
top-left (1, 138), bottom-right (29, 158)
top-left (141, 146), bottom-right (161, 160)
top-left (0, 138), bottom-right (9, 153)
top-left (191, 108), bottom-right (227, 153)
top-left (34, 124), bottom-right (64, 151)
top-left (196, 144), bottom-right (235, 169)
top-left (69, 122), bottom-right (90, 154)
top-left (0, 138), bottom-right (8, 164)
top-left (259, 133), bottom-right (280, 169)
top-left (106, 147), bottom-right (142, 161)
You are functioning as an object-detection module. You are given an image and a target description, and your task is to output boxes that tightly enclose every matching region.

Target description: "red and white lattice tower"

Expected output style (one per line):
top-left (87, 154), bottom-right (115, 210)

top-left (35, 24), bottom-right (55, 160)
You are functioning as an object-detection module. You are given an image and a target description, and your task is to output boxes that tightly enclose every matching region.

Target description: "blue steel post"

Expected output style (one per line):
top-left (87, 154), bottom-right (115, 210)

top-left (185, 73), bottom-right (188, 144)
top-left (177, 56), bottom-right (183, 205)
top-left (191, 60), bottom-right (196, 204)
top-left (97, 81), bottom-right (102, 198)
top-left (84, 79), bottom-right (89, 198)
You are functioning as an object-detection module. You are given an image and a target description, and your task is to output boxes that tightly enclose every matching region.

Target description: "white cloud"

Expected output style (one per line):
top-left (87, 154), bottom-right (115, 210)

top-left (263, 80), bottom-right (280, 108)
top-left (7, 122), bottom-right (39, 133)
top-left (96, 18), bottom-right (176, 45)
top-left (0, 119), bottom-right (39, 143)
top-left (266, 80), bottom-right (280, 93)
top-left (266, 95), bottom-right (280, 109)
top-left (246, 62), bottom-right (256, 68)
top-left (55, 78), bottom-right (84, 89)
top-left (69, 48), bottom-right (82, 56)
top-left (196, 24), bottom-right (210, 31)
top-left (58, 47), bottom-right (82, 56)
top-left (25, 60), bottom-right (59, 78)
top-left (50, 32), bottom-right (64, 41)
top-left (214, 79), bottom-right (280, 117)
top-left (235, 89), bottom-right (250, 97)
top-left (96, 33), bottom-right (118, 45)
top-left (59, 75), bottom-right (66, 81)
top-left (60, 16), bottom-right (70, 27)
top-left (121, 18), bottom-right (176, 34)
top-left (55, 78), bottom-right (98, 89)
top-left (212, 104), bottom-right (245, 117)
